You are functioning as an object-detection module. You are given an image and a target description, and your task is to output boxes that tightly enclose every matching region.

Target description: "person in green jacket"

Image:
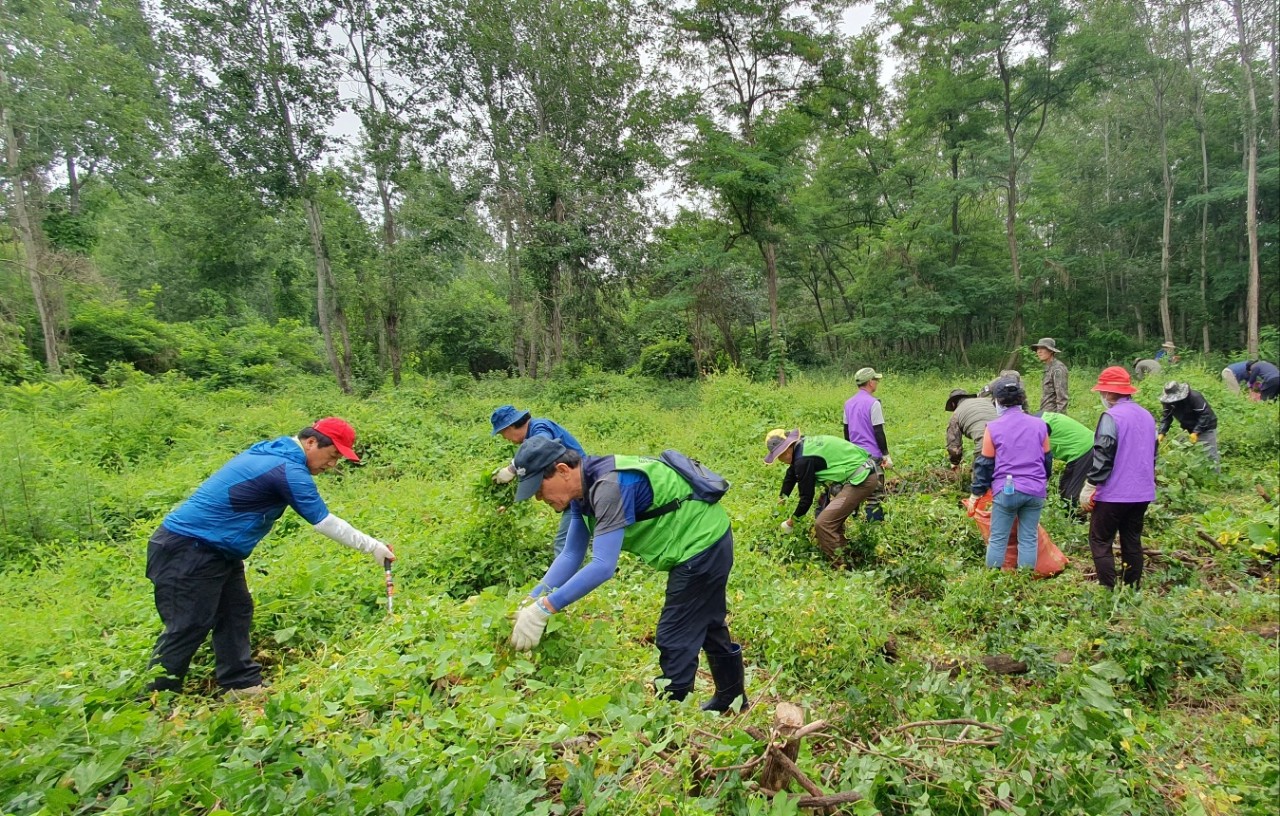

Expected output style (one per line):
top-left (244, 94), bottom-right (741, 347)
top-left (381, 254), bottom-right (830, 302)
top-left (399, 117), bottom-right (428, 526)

top-left (508, 437), bottom-right (746, 713)
top-left (765, 429), bottom-right (879, 567)
top-left (1035, 410), bottom-right (1094, 515)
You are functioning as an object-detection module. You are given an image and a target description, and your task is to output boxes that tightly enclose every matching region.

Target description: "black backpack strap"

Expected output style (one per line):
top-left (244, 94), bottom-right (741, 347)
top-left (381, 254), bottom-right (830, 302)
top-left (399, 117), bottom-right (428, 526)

top-left (635, 494), bottom-right (693, 522)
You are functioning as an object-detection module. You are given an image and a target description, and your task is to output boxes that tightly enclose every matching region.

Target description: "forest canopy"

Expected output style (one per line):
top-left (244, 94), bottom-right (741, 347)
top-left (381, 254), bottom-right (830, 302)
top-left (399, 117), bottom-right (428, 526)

top-left (2, 0), bottom-right (1277, 389)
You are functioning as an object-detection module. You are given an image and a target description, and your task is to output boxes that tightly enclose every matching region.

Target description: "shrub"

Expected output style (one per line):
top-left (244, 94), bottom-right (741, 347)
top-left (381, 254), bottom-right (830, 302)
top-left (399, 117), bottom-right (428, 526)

top-left (67, 300), bottom-right (178, 378)
top-left (634, 339), bottom-right (698, 379)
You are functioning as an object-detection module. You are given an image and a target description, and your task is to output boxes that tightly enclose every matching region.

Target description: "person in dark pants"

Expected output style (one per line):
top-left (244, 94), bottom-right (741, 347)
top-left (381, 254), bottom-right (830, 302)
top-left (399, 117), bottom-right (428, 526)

top-left (146, 418), bottom-right (394, 698)
top-left (945, 389), bottom-right (998, 474)
top-left (489, 404), bottom-right (587, 556)
top-left (1038, 411), bottom-right (1095, 514)
top-left (842, 367), bottom-right (891, 521)
top-left (1245, 360), bottom-right (1280, 401)
top-left (1079, 368), bottom-right (1157, 590)
top-left (765, 429), bottom-right (879, 567)
top-left (508, 437), bottom-right (746, 713)
top-left (1031, 338), bottom-right (1069, 414)
top-left (1221, 361), bottom-right (1249, 394)
top-left (1157, 381), bottom-right (1219, 468)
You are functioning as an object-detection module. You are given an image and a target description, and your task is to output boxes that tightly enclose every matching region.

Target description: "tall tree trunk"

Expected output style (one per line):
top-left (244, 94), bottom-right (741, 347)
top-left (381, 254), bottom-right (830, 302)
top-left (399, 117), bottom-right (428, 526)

top-left (1230, 0), bottom-right (1261, 357)
top-left (758, 238), bottom-right (785, 386)
top-left (998, 51), bottom-right (1025, 370)
top-left (1, 87), bottom-right (60, 375)
top-left (65, 155), bottom-right (80, 214)
top-left (1271, 18), bottom-right (1279, 148)
top-left (339, 0), bottom-right (402, 383)
top-left (1181, 3), bottom-right (1212, 353)
top-left (1003, 170), bottom-right (1024, 369)
top-left (1156, 78), bottom-right (1175, 346)
top-left (949, 132), bottom-right (961, 267)
top-left (304, 196), bottom-right (352, 394)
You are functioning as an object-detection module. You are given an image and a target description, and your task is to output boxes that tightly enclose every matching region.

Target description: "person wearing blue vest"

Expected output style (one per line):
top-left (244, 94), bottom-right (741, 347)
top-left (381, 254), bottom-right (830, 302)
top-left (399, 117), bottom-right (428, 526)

top-left (1221, 360), bottom-right (1249, 394)
top-left (842, 367), bottom-right (890, 521)
top-left (506, 437), bottom-right (746, 713)
top-left (965, 380), bottom-right (1052, 569)
top-left (1079, 367), bottom-right (1158, 589)
top-left (1245, 360), bottom-right (1280, 401)
top-left (490, 405), bottom-right (587, 556)
top-left (145, 418), bottom-right (394, 698)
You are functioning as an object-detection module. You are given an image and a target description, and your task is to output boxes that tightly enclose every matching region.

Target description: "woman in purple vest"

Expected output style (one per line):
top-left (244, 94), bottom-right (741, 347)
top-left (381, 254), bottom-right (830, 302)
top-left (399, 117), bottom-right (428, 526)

top-left (1078, 367), bottom-right (1158, 589)
top-left (966, 379), bottom-right (1052, 569)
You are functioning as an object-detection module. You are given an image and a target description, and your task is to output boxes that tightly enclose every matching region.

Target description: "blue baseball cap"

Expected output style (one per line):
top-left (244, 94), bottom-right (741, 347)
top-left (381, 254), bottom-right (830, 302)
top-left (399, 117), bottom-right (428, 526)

top-left (490, 405), bottom-right (531, 435)
top-left (513, 436), bottom-right (568, 501)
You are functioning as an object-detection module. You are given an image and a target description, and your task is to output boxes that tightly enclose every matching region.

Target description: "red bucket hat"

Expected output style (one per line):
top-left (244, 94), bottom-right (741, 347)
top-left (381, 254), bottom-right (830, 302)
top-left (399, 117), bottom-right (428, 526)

top-left (1091, 366), bottom-right (1138, 395)
top-left (312, 417), bottom-right (361, 462)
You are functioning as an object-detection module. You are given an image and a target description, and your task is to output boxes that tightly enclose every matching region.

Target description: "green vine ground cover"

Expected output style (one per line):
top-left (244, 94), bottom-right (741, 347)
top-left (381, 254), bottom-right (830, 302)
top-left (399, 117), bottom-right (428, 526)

top-left (0, 366), bottom-right (1276, 815)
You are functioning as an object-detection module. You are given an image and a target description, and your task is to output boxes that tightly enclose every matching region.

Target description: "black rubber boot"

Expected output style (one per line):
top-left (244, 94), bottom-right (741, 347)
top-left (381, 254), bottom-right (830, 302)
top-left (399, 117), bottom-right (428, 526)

top-left (701, 644), bottom-right (747, 713)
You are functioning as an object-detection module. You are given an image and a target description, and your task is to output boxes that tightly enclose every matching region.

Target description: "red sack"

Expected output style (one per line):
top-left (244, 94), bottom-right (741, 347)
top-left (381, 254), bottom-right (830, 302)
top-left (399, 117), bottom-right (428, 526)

top-left (967, 491), bottom-right (1068, 577)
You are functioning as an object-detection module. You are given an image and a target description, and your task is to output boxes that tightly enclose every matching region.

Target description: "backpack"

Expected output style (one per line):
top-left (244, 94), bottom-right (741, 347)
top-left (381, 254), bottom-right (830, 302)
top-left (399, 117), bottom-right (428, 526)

top-left (634, 450), bottom-right (731, 521)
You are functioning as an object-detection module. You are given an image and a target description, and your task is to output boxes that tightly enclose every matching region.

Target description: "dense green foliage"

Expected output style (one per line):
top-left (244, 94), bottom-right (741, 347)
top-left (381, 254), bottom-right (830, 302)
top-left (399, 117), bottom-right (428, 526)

top-left (0, 365), bottom-right (1275, 813)
top-left (3, 0), bottom-right (1278, 386)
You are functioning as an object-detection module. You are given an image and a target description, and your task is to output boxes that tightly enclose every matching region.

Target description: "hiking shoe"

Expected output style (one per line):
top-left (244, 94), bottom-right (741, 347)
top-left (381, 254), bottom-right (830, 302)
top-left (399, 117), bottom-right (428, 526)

top-left (224, 684), bottom-right (267, 701)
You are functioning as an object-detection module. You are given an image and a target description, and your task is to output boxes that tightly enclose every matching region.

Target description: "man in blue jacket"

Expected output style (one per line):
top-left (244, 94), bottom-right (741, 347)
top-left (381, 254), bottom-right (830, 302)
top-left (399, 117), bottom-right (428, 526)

top-left (145, 418), bottom-right (394, 698)
top-left (1245, 361), bottom-right (1280, 401)
top-left (490, 404), bottom-right (586, 556)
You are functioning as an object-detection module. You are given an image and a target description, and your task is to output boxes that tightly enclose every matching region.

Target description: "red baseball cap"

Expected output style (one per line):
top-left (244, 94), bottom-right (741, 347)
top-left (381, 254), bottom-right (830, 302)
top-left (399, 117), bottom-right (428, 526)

top-left (312, 417), bottom-right (360, 462)
top-left (1091, 366), bottom-right (1138, 395)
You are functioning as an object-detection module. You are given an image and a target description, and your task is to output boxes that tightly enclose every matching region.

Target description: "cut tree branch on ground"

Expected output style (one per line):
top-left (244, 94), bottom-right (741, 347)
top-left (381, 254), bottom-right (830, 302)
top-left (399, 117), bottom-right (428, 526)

top-left (893, 718), bottom-right (1005, 733)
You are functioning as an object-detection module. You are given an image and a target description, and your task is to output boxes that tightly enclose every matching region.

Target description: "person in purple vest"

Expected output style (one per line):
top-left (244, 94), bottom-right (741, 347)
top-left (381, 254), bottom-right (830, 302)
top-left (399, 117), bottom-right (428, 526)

top-left (1078, 367), bottom-right (1158, 590)
top-left (965, 379), bottom-right (1051, 569)
top-left (842, 367), bottom-right (890, 521)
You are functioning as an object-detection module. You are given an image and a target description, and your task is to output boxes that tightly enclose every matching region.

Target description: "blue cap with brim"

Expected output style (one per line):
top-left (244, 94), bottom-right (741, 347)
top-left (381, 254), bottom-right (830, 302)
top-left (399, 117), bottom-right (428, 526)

top-left (490, 404), bottom-right (531, 435)
top-left (513, 436), bottom-right (568, 501)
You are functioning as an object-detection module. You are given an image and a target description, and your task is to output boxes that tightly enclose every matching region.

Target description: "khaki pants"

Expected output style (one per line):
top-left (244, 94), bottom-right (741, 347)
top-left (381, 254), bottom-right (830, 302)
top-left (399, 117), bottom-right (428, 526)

top-left (814, 473), bottom-right (881, 564)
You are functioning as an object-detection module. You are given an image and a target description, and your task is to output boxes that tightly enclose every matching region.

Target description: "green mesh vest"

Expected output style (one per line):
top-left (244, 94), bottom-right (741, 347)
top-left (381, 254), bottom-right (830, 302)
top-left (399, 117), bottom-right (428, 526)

top-left (802, 435), bottom-right (874, 485)
top-left (582, 455), bottom-right (730, 571)
top-left (1042, 412), bottom-right (1093, 462)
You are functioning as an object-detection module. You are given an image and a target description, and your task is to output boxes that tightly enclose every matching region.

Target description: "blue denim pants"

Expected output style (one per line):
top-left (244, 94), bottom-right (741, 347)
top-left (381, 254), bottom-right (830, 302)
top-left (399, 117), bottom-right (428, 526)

top-left (985, 490), bottom-right (1045, 569)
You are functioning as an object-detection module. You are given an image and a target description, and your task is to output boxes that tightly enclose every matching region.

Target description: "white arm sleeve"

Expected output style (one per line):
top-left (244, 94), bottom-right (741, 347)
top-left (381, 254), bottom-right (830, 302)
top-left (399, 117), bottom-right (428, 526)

top-left (314, 513), bottom-right (381, 554)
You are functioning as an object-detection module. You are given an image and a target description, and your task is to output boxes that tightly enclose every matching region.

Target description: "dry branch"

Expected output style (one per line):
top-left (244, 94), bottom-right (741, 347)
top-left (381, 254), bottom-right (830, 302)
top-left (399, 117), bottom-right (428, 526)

top-left (764, 749), bottom-right (825, 798)
top-left (759, 702), bottom-right (805, 792)
top-left (796, 790), bottom-right (865, 807)
top-left (893, 718), bottom-right (1005, 734)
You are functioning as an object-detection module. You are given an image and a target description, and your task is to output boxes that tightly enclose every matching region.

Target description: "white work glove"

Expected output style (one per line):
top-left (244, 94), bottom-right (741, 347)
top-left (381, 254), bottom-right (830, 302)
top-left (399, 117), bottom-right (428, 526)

top-left (780, 518), bottom-right (795, 533)
top-left (963, 495), bottom-right (979, 515)
top-left (510, 598), bottom-right (552, 651)
top-left (881, 455), bottom-right (894, 470)
top-left (492, 464), bottom-right (516, 484)
top-left (1078, 482), bottom-right (1098, 512)
top-left (314, 514), bottom-right (395, 566)
top-left (369, 540), bottom-right (395, 567)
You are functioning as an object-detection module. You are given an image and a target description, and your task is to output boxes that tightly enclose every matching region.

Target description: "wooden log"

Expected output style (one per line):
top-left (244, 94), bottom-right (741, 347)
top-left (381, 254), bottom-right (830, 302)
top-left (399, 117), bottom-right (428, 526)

top-left (1257, 484), bottom-right (1273, 503)
top-left (759, 702), bottom-right (805, 792)
top-left (796, 790), bottom-right (865, 808)
top-left (980, 654), bottom-right (1028, 675)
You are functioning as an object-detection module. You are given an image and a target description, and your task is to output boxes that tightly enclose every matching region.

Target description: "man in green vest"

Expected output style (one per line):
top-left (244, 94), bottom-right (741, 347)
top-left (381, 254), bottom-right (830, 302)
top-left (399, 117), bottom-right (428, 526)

top-left (507, 437), bottom-right (746, 713)
top-left (765, 428), bottom-right (879, 567)
top-left (1035, 411), bottom-right (1094, 515)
